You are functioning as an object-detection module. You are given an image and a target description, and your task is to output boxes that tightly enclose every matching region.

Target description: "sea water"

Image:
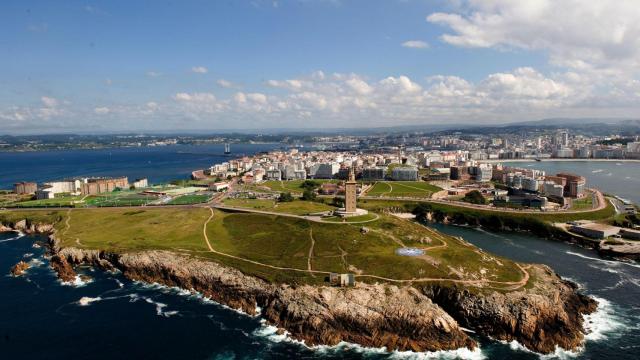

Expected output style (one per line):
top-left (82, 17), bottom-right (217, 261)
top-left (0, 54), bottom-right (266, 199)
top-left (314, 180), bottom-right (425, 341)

top-left (2, 227), bottom-right (638, 359)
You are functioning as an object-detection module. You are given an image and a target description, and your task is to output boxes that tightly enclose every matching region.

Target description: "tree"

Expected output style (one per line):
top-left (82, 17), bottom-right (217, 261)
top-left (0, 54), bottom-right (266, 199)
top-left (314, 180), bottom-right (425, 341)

top-left (462, 190), bottom-right (486, 205)
top-left (331, 197), bottom-right (344, 208)
top-left (301, 189), bottom-right (317, 201)
top-left (278, 192), bottom-right (294, 202)
top-left (301, 180), bottom-right (320, 191)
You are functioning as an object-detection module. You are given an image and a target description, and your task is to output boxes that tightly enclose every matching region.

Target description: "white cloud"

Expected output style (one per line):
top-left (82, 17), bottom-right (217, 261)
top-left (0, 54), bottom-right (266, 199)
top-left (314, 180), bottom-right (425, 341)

top-left (94, 107), bottom-right (110, 115)
top-left (41, 96), bottom-right (58, 108)
top-left (427, 0), bottom-right (640, 73)
top-left (401, 40), bottom-right (429, 49)
top-left (216, 79), bottom-right (234, 88)
top-left (146, 71), bottom-right (162, 78)
top-left (191, 66), bottom-right (208, 74)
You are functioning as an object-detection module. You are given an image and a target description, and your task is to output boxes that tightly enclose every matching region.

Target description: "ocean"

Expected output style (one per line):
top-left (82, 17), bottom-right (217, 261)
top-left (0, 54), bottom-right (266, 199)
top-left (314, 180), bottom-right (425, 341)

top-left (505, 160), bottom-right (640, 204)
top-left (1, 147), bottom-right (639, 359)
top-left (0, 143), bottom-right (284, 189)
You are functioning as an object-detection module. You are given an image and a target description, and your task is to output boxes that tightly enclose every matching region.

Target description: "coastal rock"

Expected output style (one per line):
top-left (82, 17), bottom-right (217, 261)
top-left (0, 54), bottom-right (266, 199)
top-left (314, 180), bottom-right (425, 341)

top-left (24, 220), bottom-right (596, 355)
top-left (421, 265), bottom-right (597, 354)
top-left (51, 249), bottom-right (475, 352)
top-left (264, 283), bottom-right (475, 351)
top-left (10, 261), bottom-right (30, 276)
top-left (50, 255), bottom-right (77, 282)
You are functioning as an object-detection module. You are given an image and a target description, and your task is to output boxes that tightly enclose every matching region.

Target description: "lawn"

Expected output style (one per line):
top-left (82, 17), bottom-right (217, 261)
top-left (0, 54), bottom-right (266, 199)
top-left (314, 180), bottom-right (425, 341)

top-left (358, 198), bottom-right (616, 223)
top-left (1, 206), bottom-right (527, 289)
top-left (262, 179), bottom-right (339, 194)
top-left (223, 198), bottom-right (335, 215)
top-left (570, 193), bottom-right (594, 210)
top-left (167, 194), bottom-right (212, 205)
top-left (9, 195), bottom-right (85, 208)
top-left (366, 181), bottom-right (442, 198)
top-left (84, 193), bottom-right (157, 207)
top-left (322, 213), bottom-right (378, 223)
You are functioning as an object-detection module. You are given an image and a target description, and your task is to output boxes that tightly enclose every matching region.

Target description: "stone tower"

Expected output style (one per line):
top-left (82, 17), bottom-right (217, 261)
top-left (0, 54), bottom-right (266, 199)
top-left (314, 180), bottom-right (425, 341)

top-left (345, 166), bottom-right (357, 213)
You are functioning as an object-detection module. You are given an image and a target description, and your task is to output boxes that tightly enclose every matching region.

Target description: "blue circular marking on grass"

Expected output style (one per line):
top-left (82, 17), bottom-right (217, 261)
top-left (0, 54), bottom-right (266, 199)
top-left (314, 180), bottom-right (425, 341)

top-left (395, 247), bottom-right (425, 256)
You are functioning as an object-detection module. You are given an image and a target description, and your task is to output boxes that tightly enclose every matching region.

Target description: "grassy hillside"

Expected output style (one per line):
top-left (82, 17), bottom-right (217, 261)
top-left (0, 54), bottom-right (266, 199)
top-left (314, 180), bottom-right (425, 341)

top-left (366, 181), bottom-right (442, 198)
top-left (1, 207), bottom-right (527, 288)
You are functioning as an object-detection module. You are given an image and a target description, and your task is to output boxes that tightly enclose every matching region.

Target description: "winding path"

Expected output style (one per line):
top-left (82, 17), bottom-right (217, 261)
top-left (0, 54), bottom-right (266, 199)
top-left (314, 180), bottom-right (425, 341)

top-left (200, 207), bottom-right (531, 289)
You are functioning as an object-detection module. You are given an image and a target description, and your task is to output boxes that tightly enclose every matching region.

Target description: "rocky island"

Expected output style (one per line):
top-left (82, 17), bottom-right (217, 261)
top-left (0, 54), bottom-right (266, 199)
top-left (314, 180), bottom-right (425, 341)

top-left (0, 204), bottom-right (600, 355)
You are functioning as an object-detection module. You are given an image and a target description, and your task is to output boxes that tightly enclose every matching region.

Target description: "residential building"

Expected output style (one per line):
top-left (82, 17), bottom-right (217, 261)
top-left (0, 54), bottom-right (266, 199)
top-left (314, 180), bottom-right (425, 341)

top-left (13, 182), bottom-right (37, 195)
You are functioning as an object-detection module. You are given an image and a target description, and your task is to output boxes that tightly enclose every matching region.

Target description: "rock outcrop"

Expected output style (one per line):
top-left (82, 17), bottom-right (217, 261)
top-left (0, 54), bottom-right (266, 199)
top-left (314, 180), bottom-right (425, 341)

top-left (2, 220), bottom-right (597, 355)
top-left (421, 265), bottom-right (597, 354)
top-left (58, 249), bottom-right (476, 352)
top-left (10, 261), bottom-right (30, 276)
top-left (49, 255), bottom-right (77, 282)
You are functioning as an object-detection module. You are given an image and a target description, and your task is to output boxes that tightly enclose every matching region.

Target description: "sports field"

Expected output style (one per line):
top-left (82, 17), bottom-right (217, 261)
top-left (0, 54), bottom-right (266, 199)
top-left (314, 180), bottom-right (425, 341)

top-left (366, 181), bottom-right (442, 198)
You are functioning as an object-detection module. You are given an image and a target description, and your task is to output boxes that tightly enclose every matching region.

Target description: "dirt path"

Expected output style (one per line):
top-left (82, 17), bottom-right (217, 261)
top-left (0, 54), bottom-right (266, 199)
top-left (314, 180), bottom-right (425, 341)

top-left (201, 208), bottom-right (531, 289)
top-left (213, 205), bottom-right (380, 224)
top-left (202, 207), bottom-right (332, 276)
top-left (307, 227), bottom-right (316, 277)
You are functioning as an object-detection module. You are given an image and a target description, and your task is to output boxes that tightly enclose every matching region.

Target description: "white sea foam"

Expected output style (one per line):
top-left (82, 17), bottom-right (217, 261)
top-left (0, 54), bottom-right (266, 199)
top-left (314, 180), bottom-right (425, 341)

top-left (28, 257), bottom-right (44, 267)
top-left (60, 275), bottom-right (93, 287)
top-left (22, 252), bottom-right (34, 258)
top-left (31, 243), bottom-right (41, 249)
top-left (502, 340), bottom-right (580, 360)
top-left (0, 232), bottom-right (24, 243)
top-left (583, 296), bottom-right (625, 342)
top-left (77, 296), bottom-right (102, 306)
top-left (253, 319), bottom-right (486, 359)
top-left (566, 251), bottom-right (640, 270)
top-left (591, 169), bottom-right (604, 173)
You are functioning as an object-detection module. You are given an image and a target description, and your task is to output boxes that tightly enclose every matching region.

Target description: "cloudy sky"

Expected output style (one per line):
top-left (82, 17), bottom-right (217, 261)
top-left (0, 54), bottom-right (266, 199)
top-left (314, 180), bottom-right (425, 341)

top-left (2, 0), bottom-right (640, 133)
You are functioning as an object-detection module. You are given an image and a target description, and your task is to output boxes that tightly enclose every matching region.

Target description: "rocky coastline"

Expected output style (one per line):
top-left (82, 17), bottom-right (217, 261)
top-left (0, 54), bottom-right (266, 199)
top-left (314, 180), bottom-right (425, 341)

top-left (2, 218), bottom-right (597, 355)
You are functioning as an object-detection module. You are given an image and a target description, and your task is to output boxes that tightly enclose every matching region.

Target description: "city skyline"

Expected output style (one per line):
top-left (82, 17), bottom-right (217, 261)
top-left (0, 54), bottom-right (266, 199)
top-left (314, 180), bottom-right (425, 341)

top-left (2, 0), bottom-right (640, 133)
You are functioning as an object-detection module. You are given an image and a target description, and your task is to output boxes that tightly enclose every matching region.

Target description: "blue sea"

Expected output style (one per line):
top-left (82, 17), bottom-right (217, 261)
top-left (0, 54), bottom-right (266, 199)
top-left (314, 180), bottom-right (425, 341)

top-left (1, 147), bottom-right (639, 359)
top-left (506, 160), bottom-right (640, 204)
top-left (0, 143), bottom-right (283, 189)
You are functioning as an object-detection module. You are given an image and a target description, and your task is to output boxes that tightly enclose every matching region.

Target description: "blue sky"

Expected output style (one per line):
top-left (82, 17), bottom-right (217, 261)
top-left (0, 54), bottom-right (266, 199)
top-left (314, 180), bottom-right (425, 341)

top-left (1, 0), bottom-right (639, 133)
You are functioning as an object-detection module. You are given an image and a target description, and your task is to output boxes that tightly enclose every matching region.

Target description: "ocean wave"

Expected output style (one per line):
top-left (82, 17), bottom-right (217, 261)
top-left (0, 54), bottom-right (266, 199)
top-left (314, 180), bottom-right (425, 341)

top-left (28, 257), bottom-right (45, 267)
top-left (591, 169), bottom-right (603, 173)
top-left (253, 320), bottom-right (486, 359)
top-left (77, 296), bottom-right (102, 306)
top-left (22, 252), bottom-right (34, 258)
top-left (60, 275), bottom-right (93, 287)
top-left (502, 340), bottom-right (580, 360)
top-left (583, 296), bottom-right (626, 342)
top-left (132, 280), bottom-right (257, 317)
top-left (565, 251), bottom-right (640, 270)
top-left (0, 232), bottom-right (25, 243)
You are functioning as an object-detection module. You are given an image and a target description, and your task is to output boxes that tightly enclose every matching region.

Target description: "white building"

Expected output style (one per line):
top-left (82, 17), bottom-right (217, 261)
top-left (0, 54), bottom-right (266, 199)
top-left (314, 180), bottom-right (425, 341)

top-left (542, 181), bottom-right (564, 198)
top-left (132, 178), bottom-right (149, 189)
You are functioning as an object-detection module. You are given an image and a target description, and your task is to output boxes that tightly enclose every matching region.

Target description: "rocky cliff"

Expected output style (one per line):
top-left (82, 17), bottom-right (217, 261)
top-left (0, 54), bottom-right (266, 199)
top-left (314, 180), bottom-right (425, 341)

top-left (56, 247), bottom-right (476, 352)
top-left (421, 265), bottom-right (597, 354)
top-left (2, 219), bottom-right (596, 355)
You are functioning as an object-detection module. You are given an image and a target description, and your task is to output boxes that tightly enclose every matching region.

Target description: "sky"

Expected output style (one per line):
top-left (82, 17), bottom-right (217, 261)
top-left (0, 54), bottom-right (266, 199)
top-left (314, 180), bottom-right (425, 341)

top-left (1, 0), bottom-right (640, 134)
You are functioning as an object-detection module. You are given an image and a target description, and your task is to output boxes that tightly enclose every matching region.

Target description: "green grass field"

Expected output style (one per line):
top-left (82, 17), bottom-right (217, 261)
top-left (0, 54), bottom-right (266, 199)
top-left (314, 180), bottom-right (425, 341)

top-left (262, 179), bottom-right (339, 194)
top-left (1, 206), bottom-right (527, 288)
top-left (358, 198), bottom-right (616, 223)
top-left (9, 195), bottom-right (85, 208)
top-left (223, 198), bottom-right (335, 215)
top-left (366, 181), bottom-right (442, 198)
top-left (167, 194), bottom-right (212, 205)
top-left (570, 193), bottom-right (594, 210)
